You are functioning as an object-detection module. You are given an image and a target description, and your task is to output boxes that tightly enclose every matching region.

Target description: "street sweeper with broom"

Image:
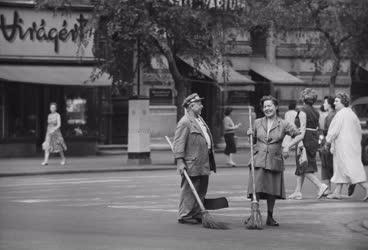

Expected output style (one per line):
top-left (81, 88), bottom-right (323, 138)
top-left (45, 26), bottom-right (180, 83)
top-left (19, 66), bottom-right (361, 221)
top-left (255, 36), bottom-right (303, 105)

top-left (172, 93), bottom-right (227, 229)
top-left (246, 95), bottom-right (302, 228)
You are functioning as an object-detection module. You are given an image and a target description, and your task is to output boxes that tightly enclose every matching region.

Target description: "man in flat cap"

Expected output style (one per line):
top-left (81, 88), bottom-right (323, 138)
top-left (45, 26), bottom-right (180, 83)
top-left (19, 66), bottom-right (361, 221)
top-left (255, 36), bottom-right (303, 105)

top-left (173, 93), bottom-right (216, 224)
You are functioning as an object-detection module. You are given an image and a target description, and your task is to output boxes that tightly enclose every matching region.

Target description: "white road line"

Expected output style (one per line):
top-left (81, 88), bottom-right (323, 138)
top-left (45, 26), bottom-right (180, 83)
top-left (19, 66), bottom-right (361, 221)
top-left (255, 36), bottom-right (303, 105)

top-left (11, 198), bottom-right (102, 203)
top-left (0, 179), bottom-right (131, 187)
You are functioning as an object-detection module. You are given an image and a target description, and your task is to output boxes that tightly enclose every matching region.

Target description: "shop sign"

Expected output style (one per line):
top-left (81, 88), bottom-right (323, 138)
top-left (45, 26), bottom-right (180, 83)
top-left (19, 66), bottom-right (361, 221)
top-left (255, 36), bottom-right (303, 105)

top-left (149, 88), bottom-right (173, 105)
top-left (0, 8), bottom-right (93, 59)
top-left (227, 90), bottom-right (250, 105)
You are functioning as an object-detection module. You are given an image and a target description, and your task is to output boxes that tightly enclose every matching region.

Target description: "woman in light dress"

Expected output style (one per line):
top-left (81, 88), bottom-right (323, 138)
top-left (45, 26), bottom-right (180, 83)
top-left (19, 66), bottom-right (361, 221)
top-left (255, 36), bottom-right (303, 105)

top-left (325, 93), bottom-right (368, 201)
top-left (42, 103), bottom-right (67, 165)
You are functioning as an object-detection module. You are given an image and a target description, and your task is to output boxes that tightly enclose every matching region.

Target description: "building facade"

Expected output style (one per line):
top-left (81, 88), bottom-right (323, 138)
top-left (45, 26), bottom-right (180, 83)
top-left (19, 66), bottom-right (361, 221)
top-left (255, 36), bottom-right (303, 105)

top-left (0, 1), bottom-right (112, 157)
top-left (1, 1), bottom-right (357, 157)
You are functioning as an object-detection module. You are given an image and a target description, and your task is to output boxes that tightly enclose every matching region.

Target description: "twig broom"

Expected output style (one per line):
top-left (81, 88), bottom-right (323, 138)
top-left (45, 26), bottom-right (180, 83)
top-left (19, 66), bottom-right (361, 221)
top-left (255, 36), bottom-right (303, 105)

top-left (245, 107), bottom-right (263, 230)
top-left (165, 136), bottom-right (228, 230)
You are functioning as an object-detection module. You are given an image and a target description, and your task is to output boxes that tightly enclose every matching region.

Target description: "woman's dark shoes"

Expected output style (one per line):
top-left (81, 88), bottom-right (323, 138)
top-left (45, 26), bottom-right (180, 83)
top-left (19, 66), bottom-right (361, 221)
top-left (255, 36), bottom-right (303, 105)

top-left (348, 184), bottom-right (356, 196)
top-left (194, 218), bottom-right (202, 223)
top-left (266, 216), bottom-right (279, 226)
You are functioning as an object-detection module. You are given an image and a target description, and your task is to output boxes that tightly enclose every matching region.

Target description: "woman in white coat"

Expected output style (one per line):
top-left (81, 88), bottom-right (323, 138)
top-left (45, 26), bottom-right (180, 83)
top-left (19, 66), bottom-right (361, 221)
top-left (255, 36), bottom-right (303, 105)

top-left (325, 92), bottom-right (368, 200)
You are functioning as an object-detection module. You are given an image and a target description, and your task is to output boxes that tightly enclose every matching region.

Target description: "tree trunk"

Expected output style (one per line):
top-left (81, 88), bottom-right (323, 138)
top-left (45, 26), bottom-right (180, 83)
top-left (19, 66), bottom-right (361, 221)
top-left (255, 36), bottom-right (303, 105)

top-left (157, 40), bottom-right (188, 121)
top-left (329, 57), bottom-right (341, 96)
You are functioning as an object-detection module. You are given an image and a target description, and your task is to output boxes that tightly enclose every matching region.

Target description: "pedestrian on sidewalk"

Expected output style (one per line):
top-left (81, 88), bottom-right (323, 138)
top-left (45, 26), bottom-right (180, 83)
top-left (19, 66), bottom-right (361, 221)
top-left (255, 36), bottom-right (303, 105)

top-left (287, 88), bottom-right (328, 200)
top-left (173, 93), bottom-right (216, 225)
top-left (318, 96), bottom-right (336, 196)
top-left (223, 107), bottom-right (241, 167)
top-left (41, 102), bottom-right (67, 166)
top-left (325, 92), bottom-right (368, 201)
top-left (246, 95), bottom-right (300, 226)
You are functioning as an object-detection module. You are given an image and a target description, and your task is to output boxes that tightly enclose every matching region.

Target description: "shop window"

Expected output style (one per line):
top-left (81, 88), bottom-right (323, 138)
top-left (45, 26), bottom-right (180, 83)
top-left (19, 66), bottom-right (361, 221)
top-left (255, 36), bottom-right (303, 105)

top-left (66, 97), bottom-right (87, 136)
top-left (64, 87), bottom-right (98, 137)
top-left (0, 86), bottom-right (4, 138)
top-left (4, 84), bottom-right (38, 139)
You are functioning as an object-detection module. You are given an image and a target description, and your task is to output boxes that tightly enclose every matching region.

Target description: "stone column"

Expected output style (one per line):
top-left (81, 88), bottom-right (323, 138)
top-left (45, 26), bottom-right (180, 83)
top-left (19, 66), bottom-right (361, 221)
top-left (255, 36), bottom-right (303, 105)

top-left (127, 97), bottom-right (151, 165)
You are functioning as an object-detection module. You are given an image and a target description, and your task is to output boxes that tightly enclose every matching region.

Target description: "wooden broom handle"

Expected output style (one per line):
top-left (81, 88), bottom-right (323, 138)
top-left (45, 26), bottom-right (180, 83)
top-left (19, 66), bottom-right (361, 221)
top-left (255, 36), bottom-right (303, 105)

top-left (165, 136), bottom-right (206, 212)
top-left (248, 107), bottom-right (257, 201)
top-left (183, 170), bottom-right (206, 212)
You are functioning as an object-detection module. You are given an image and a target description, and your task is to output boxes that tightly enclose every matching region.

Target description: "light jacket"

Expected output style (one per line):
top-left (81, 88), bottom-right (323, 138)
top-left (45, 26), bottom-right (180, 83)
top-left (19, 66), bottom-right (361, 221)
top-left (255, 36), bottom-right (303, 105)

top-left (173, 113), bottom-right (216, 176)
top-left (252, 116), bottom-right (300, 172)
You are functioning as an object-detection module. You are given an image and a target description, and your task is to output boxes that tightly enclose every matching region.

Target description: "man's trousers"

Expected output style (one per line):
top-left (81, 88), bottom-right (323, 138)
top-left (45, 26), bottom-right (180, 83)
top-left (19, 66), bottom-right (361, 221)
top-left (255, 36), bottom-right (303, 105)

top-left (178, 175), bottom-right (209, 220)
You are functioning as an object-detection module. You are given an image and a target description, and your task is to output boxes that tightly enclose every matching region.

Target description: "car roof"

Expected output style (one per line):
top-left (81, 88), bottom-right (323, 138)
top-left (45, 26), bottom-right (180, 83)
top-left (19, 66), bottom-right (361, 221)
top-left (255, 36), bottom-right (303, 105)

top-left (351, 97), bottom-right (368, 106)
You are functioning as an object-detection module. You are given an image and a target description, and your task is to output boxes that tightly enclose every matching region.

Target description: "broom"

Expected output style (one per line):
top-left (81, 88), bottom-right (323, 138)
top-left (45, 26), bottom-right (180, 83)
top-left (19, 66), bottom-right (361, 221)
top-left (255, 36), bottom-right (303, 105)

top-left (165, 136), bottom-right (229, 230)
top-left (245, 106), bottom-right (263, 230)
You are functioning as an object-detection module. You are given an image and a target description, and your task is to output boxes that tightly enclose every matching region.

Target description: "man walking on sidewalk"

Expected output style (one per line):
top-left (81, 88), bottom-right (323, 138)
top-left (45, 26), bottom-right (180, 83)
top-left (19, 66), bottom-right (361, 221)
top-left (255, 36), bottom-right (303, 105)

top-left (173, 93), bottom-right (216, 224)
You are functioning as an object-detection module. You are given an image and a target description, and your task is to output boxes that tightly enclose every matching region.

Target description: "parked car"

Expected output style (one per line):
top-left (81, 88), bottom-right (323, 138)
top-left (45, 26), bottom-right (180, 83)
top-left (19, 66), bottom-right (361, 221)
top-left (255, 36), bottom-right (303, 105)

top-left (351, 97), bottom-right (368, 165)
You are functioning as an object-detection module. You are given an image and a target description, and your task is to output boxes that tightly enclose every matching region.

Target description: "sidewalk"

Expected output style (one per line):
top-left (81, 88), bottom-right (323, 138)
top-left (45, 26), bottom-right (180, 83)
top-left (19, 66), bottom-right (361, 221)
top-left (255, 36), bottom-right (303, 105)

top-left (0, 149), bottom-right (300, 177)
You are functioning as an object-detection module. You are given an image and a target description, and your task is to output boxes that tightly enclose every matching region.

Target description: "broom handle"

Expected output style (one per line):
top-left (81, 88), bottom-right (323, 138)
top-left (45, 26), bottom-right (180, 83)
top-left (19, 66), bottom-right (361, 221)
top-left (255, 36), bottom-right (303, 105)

top-left (248, 107), bottom-right (257, 202)
top-left (165, 136), bottom-right (206, 212)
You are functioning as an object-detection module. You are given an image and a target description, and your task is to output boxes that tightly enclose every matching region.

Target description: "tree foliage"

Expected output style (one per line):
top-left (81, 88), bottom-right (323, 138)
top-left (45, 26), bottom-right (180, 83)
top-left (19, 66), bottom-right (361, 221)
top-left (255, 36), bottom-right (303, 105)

top-left (90, 0), bottom-right (250, 118)
top-left (250, 0), bottom-right (368, 95)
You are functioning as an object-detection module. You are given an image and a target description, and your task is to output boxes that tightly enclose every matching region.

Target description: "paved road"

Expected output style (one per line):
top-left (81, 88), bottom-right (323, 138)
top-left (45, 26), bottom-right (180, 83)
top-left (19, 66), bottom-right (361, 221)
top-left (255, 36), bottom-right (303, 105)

top-left (0, 168), bottom-right (367, 250)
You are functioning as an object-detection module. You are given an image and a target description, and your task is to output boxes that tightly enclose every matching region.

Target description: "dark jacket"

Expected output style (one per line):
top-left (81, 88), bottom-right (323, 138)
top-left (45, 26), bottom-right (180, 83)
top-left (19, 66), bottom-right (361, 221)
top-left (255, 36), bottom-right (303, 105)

top-left (173, 113), bottom-right (216, 176)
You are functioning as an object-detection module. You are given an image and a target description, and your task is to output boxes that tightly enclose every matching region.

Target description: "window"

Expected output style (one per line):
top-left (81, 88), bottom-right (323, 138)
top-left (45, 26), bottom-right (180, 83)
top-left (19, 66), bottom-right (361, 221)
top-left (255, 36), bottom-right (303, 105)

top-left (66, 97), bottom-right (87, 136)
top-left (4, 83), bottom-right (38, 138)
top-left (250, 27), bottom-right (267, 57)
top-left (0, 85), bottom-right (4, 138)
top-left (64, 87), bottom-right (97, 137)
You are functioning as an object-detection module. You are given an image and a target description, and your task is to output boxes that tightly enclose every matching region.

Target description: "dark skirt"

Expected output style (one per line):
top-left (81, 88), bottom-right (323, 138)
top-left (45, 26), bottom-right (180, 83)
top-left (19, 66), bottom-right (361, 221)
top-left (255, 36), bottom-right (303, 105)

top-left (319, 149), bottom-right (333, 180)
top-left (247, 167), bottom-right (285, 200)
top-left (224, 133), bottom-right (236, 155)
top-left (295, 131), bottom-right (318, 176)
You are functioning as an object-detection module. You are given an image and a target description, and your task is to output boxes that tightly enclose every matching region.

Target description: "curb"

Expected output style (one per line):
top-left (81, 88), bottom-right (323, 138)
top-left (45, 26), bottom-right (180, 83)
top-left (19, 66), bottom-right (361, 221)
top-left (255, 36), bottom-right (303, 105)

top-left (0, 164), bottom-right (250, 177)
top-left (0, 163), bottom-right (308, 178)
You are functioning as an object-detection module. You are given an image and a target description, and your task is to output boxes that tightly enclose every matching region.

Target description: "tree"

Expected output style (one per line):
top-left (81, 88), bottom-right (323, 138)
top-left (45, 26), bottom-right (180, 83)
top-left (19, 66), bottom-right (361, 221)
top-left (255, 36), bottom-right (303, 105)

top-left (40, 0), bottom-right (250, 120)
top-left (250, 0), bottom-right (368, 95)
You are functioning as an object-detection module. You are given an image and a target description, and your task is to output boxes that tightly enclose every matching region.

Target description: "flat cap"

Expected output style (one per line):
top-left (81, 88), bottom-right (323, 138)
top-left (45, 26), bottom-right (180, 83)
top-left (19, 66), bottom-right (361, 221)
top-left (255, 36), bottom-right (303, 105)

top-left (182, 93), bottom-right (204, 108)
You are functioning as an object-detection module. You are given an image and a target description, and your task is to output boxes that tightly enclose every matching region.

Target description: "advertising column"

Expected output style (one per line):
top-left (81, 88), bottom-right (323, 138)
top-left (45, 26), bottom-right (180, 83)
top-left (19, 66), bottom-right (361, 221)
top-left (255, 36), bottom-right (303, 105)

top-left (127, 97), bottom-right (151, 165)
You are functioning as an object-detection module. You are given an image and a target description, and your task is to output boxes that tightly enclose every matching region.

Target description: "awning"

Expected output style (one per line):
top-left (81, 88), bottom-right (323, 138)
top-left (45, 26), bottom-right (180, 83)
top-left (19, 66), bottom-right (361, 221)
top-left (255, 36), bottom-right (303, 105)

top-left (250, 58), bottom-right (303, 84)
top-left (0, 65), bottom-right (111, 86)
top-left (178, 56), bottom-right (255, 91)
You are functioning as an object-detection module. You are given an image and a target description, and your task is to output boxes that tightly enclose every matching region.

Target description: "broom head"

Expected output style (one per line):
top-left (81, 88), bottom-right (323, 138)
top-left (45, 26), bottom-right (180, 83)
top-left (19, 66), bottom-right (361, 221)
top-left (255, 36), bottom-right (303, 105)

top-left (201, 211), bottom-right (229, 230)
top-left (245, 201), bottom-right (263, 230)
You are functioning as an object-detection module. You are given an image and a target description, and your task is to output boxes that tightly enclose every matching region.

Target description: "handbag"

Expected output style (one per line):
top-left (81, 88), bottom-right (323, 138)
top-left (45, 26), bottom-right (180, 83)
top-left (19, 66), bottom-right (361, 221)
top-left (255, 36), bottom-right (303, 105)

top-left (297, 144), bottom-right (308, 166)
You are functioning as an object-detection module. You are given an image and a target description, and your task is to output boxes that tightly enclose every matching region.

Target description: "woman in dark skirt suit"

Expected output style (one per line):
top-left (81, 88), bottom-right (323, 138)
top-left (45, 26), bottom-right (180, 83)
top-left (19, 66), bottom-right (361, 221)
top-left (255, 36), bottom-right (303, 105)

top-left (247, 96), bottom-right (301, 226)
top-left (287, 88), bottom-right (328, 200)
top-left (223, 107), bottom-right (241, 167)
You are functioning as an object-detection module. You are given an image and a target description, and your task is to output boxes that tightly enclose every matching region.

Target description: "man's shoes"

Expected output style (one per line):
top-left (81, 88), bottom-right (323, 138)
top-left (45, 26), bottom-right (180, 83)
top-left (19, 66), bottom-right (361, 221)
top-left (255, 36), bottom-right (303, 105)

top-left (317, 184), bottom-right (328, 199)
top-left (178, 218), bottom-right (200, 225)
top-left (348, 184), bottom-right (356, 196)
top-left (266, 216), bottom-right (279, 226)
top-left (287, 192), bottom-right (302, 200)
